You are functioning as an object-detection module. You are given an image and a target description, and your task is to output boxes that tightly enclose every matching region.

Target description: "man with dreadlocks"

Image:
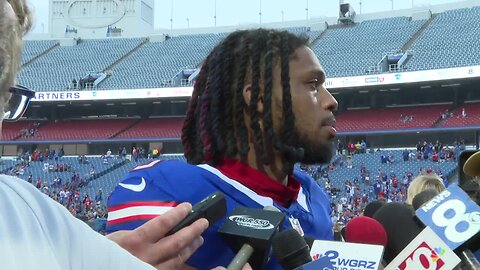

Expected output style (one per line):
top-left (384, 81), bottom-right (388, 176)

top-left (108, 28), bottom-right (338, 269)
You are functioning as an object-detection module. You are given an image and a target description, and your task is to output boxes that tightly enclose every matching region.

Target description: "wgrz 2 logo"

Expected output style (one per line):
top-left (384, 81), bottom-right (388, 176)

top-left (313, 250), bottom-right (376, 270)
top-left (396, 242), bottom-right (445, 270)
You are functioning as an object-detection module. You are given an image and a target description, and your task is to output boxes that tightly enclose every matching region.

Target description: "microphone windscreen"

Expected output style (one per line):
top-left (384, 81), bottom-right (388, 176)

top-left (373, 202), bottom-right (423, 264)
top-left (412, 188), bottom-right (440, 210)
top-left (272, 229), bottom-right (312, 270)
top-left (345, 216), bottom-right (387, 246)
top-left (363, 200), bottom-right (386, 218)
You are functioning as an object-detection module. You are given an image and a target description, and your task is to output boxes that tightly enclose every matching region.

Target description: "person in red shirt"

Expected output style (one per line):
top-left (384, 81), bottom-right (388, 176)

top-left (432, 151), bottom-right (439, 162)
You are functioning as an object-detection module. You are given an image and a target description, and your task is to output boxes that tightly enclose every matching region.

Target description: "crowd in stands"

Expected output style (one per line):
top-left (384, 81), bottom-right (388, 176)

top-left (0, 138), bottom-right (461, 231)
top-left (20, 122), bottom-right (40, 138)
top-left (299, 139), bottom-right (460, 226)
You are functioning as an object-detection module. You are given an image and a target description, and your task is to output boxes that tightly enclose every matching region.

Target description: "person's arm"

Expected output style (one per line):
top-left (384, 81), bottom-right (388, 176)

top-left (107, 202), bottom-right (209, 270)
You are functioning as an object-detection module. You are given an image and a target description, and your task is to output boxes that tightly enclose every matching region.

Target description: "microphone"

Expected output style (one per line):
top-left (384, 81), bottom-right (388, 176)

top-left (373, 202), bottom-right (423, 264)
top-left (384, 226), bottom-right (461, 270)
top-left (345, 216), bottom-right (387, 247)
top-left (219, 206), bottom-right (285, 270)
top-left (272, 229), bottom-right (311, 270)
top-left (363, 199), bottom-right (387, 218)
top-left (412, 189), bottom-right (439, 210)
top-left (459, 249), bottom-right (480, 270)
top-left (272, 229), bottom-right (335, 270)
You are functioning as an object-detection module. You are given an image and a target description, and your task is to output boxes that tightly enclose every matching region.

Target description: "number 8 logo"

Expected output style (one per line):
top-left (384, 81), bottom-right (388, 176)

top-left (431, 199), bottom-right (480, 243)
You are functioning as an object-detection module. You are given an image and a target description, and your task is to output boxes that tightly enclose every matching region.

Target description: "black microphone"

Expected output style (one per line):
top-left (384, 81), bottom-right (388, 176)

top-left (363, 199), bottom-right (386, 218)
top-left (373, 202), bottom-right (423, 264)
top-left (218, 206), bottom-right (285, 270)
top-left (272, 229), bottom-right (311, 270)
top-left (412, 188), bottom-right (440, 210)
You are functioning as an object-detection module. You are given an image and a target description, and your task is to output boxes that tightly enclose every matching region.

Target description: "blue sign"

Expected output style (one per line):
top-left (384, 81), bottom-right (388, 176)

top-left (295, 256), bottom-right (335, 270)
top-left (416, 184), bottom-right (480, 250)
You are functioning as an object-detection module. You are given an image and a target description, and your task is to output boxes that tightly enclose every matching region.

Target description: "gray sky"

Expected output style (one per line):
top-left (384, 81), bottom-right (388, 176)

top-left (28, 0), bottom-right (463, 33)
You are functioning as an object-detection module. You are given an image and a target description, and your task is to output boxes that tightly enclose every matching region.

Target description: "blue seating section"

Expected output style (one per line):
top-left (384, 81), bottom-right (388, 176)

top-left (17, 157), bottom-right (124, 186)
top-left (98, 33), bottom-right (228, 89)
top-left (311, 150), bottom-right (456, 202)
top-left (16, 7), bottom-right (480, 91)
top-left (407, 7), bottom-right (480, 71)
top-left (18, 38), bottom-right (145, 91)
top-left (312, 17), bottom-right (425, 77)
top-left (21, 40), bottom-right (58, 65)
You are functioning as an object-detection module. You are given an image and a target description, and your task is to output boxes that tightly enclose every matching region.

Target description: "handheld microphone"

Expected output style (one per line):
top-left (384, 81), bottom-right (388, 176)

top-left (219, 206), bottom-right (285, 270)
top-left (345, 216), bottom-right (387, 247)
top-left (272, 229), bottom-right (335, 270)
top-left (272, 229), bottom-right (311, 270)
top-left (373, 202), bottom-right (423, 264)
top-left (363, 200), bottom-right (387, 218)
top-left (459, 249), bottom-right (480, 270)
top-left (412, 189), bottom-right (439, 211)
top-left (384, 226), bottom-right (461, 270)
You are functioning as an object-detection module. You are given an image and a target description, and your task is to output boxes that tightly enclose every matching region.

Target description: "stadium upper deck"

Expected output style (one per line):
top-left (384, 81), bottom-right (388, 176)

top-left (17, 3), bottom-right (480, 92)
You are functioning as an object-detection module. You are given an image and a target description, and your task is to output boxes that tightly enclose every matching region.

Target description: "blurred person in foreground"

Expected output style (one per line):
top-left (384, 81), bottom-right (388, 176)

top-left (405, 174), bottom-right (446, 205)
top-left (0, 1), bottom-right (220, 269)
top-left (108, 28), bottom-right (338, 269)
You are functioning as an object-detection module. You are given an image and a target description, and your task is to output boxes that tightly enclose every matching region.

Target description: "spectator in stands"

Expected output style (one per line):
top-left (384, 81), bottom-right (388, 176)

top-left (337, 139), bottom-right (343, 155)
top-left (406, 174), bottom-right (446, 205)
top-left (432, 151), bottom-right (439, 162)
top-left (461, 108), bottom-right (467, 118)
top-left (402, 149), bottom-right (409, 161)
top-left (106, 149), bottom-right (112, 158)
top-left (360, 140), bottom-right (366, 153)
top-left (0, 2), bottom-right (219, 269)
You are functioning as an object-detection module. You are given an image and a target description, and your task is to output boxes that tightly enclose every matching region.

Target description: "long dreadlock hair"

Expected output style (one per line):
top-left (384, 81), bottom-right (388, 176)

top-left (182, 29), bottom-right (309, 172)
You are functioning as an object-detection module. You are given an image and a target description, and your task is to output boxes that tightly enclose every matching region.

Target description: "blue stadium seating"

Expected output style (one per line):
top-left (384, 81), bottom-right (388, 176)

top-left (98, 33), bottom-right (228, 90)
top-left (16, 7), bottom-right (480, 91)
top-left (21, 40), bottom-right (58, 65)
top-left (406, 7), bottom-right (480, 71)
top-left (312, 17), bottom-right (425, 77)
top-left (312, 150), bottom-right (456, 202)
top-left (18, 38), bottom-right (145, 91)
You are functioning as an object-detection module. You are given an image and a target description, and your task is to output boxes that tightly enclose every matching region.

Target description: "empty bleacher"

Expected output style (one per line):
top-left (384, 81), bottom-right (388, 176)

top-left (312, 16), bottom-right (425, 78)
top-left (18, 38), bottom-right (145, 91)
top-left (406, 7), bottom-right (480, 71)
top-left (99, 33), bottom-right (228, 90)
top-left (335, 104), bottom-right (449, 132)
top-left (115, 118), bottom-right (183, 139)
top-left (21, 40), bottom-right (58, 65)
top-left (19, 119), bottom-right (138, 141)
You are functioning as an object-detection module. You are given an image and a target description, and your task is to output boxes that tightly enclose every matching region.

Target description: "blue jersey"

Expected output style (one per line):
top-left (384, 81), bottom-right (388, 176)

top-left (107, 160), bottom-right (333, 270)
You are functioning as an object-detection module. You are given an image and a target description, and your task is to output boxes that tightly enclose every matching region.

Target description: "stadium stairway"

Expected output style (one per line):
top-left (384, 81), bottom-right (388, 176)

top-left (109, 119), bottom-right (142, 139)
top-left (401, 14), bottom-right (438, 51)
top-left (101, 38), bottom-right (150, 75)
top-left (309, 28), bottom-right (328, 46)
top-left (86, 158), bottom-right (128, 183)
top-left (22, 43), bottom-right (60, 67)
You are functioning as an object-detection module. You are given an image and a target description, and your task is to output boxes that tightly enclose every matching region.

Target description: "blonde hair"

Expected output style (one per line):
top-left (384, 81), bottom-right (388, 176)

top-left (0, 0), bottom-right (32, 102)
top-left (406, 174), bottom-right (446, 204)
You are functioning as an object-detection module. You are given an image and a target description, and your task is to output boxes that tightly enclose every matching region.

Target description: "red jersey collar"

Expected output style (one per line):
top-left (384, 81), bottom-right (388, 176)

top-left (214, 158), bottom-right (301, 207)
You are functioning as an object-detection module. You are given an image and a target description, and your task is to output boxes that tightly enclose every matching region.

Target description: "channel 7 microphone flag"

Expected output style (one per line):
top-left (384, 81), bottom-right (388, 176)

top-left (415, 184), bottom-right (480, 250)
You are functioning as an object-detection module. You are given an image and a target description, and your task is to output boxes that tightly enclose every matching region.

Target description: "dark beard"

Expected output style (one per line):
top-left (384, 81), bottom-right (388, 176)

top-left (290, 129), bottom-right (334, 165)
